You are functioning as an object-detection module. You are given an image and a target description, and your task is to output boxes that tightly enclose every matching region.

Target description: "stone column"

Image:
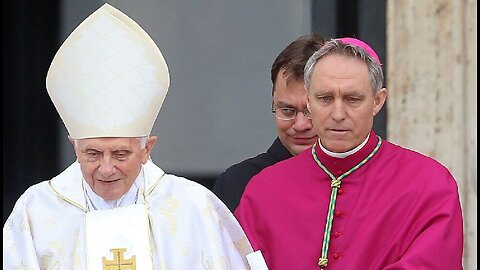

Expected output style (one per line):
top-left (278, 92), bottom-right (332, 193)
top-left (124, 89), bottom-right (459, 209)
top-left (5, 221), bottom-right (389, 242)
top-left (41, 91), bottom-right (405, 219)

top-left (386, 0), bottom-right (476, 268)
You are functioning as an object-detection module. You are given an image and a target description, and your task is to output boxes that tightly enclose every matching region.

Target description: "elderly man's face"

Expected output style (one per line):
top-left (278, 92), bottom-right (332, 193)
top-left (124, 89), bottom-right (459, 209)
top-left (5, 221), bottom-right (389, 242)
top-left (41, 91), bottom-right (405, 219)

top-left (74, 137), bottom-right (156, 200)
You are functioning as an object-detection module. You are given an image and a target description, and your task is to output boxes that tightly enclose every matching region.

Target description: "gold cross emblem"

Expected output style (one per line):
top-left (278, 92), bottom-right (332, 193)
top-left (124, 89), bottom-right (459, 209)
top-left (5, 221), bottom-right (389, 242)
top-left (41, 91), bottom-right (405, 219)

top-left (102, 248), bottom-right (136, 270)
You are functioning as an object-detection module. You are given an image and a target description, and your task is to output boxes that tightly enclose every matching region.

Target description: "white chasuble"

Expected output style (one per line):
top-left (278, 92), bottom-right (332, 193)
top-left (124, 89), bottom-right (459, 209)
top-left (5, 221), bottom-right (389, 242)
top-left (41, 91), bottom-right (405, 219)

top-left (3, 160), bottom-right (258, 269)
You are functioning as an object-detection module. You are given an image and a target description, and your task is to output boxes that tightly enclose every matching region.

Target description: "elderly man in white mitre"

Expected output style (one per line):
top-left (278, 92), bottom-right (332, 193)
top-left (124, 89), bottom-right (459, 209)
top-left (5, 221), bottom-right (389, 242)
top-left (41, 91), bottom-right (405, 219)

top-left (3, 4), bottom-right (268, 270)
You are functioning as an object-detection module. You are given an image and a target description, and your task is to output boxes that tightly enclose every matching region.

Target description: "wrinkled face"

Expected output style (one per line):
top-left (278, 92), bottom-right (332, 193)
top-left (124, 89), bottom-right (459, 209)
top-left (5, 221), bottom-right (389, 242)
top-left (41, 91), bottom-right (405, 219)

top-left (73, 137), bottom-right (156, 200)
top-left (307, 55), bottom-right (386, 153)
top-left (273, 71), bottom-right (318, 155)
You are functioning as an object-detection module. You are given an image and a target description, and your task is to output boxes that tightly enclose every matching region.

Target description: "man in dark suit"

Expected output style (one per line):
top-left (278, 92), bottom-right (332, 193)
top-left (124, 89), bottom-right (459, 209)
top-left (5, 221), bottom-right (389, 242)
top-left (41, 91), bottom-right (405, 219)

top-left (213, 32), bottom-right (325, 212)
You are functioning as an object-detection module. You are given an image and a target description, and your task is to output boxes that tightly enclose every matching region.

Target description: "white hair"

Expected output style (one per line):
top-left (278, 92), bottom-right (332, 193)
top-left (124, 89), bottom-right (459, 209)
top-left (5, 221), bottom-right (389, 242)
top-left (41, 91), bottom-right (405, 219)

top-left (73, 136), bottom-right (149, 149)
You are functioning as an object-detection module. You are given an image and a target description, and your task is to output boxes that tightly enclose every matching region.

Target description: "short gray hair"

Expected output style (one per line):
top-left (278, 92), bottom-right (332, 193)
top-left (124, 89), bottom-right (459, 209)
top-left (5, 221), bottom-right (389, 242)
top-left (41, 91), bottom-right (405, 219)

top-left (304, 39), bottom-right (384, 93)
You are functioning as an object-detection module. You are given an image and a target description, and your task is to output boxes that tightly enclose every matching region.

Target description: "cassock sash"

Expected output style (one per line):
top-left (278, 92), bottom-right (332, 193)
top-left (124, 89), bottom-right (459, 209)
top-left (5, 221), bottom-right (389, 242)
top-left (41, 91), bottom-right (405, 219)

top-left (85, 204), bottom-right (152, 270)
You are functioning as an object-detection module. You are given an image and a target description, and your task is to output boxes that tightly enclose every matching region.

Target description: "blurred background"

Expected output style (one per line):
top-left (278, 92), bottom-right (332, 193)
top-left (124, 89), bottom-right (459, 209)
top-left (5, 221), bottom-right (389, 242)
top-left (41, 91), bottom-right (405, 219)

top-left (3, 0), bottom-right (476, 268)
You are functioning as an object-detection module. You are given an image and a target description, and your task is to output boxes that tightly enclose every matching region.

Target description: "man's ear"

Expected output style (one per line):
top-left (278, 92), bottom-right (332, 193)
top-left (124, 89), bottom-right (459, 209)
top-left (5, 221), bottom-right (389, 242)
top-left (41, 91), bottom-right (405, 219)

top-left (373, 88), bottom-right (387, 116)
top-left (142, 136), bottom-right (157, 164)
top-left (68, 135), bottom-right (74, 145)
top-left (68, 135), bottom-right (81, 162)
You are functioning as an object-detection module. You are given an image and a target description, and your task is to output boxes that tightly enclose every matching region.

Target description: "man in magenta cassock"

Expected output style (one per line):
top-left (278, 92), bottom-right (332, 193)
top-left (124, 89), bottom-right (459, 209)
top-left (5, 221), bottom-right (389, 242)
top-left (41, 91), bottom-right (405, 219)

top-left (234, 37), bottom-right (464, 270)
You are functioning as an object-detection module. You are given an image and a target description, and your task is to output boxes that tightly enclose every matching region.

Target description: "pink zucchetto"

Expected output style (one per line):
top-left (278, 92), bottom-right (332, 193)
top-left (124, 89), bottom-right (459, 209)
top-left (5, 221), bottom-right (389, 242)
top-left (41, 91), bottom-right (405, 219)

top-left (337, 37), bottom-right (381, 65)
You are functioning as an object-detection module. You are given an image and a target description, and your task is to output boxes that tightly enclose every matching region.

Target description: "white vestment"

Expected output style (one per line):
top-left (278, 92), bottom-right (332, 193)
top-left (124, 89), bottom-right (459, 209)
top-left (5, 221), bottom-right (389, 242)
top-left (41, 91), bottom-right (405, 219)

top-left (3, 160), bottom-right (255, 269)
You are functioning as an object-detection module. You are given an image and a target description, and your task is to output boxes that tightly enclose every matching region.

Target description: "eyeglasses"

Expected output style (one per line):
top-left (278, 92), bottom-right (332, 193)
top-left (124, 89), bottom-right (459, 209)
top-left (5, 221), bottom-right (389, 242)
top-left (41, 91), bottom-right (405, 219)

top-left (272, 106), bottom-right (312, 120)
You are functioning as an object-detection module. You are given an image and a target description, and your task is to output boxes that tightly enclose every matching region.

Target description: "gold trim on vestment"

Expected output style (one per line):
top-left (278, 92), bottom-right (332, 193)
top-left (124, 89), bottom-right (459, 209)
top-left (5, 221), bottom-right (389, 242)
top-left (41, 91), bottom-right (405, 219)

top-left (49, 180), bottom-right (87, 212)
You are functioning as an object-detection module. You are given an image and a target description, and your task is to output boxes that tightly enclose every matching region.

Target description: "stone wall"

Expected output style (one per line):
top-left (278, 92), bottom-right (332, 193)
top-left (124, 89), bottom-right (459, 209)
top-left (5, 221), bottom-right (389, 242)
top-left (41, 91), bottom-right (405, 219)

top-left (386, 1), bottom-right (477, 268)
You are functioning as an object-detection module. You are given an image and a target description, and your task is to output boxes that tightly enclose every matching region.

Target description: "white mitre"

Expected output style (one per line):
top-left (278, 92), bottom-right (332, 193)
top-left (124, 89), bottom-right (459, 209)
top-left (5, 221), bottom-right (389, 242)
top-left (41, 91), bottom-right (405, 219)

top-left (46, 3), bottom-right (169, 139)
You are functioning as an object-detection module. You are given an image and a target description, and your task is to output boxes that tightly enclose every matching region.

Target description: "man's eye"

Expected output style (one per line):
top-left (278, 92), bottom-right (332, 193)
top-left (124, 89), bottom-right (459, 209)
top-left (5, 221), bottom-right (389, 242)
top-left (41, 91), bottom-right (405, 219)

top-left (319, 96), bottom-right (332, 102)
top-left (347, 97), bottom-right (361, 103)
top-left (280, 108), bottom-right (296, 116)
top-left (87, 151), bottom-right (99, 157)
top-left (84, 151), bottom-right (100, 161)
top-left (114, 151), bottom-right (129, 160)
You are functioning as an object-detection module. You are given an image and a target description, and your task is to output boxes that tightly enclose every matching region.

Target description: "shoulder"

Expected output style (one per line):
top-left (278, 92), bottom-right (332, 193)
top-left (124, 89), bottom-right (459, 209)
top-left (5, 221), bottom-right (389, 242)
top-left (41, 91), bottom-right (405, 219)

top-left (215, 138), bottom-right (292, 184)
top-left (381, 140), bottom-right (457, 189)
top-left (382, 140), bottom-right (450, 171)
top-left (4, 180), bottom-right (52, 223)
top-left (219, 141), bottom-right (298, 179)
top-left (258, 148), bottom-right (312, 175)
top-left (21, 180), bottom-right (48, 198)
top-left (15, 180), bottom-right (52, 204)
top-left (151, 172), bottom-right (227, 208)
top-left (163, 173), bottom-right (211, 193)
top-left (229, 148), bottom-right (282, 173)
top-left (142, 161), bottom-right (227, 209)
top-left (147, 173), bottom-right (254, 257)
top-left (219, 152), bottom-right (274, 179)
top-left (148, 173), bottom-right (243, 224)
top-left (215, 147), bottom-right (283, 191)
top-left (244, 149), bottom-right (312, 190)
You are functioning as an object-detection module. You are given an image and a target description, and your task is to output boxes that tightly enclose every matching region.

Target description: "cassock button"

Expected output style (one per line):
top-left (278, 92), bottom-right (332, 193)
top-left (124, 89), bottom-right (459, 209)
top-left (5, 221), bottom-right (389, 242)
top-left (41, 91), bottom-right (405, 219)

top-left (336, 170), bottom-right (343, 175)
top-left (333, 253), bottom-right (343, 260)
top-left (338, 188), bottom-right (346, 195)
top-left (334, 231), bottom-right (343, 238)
top-left (335, 211), bottom-right (345, 217)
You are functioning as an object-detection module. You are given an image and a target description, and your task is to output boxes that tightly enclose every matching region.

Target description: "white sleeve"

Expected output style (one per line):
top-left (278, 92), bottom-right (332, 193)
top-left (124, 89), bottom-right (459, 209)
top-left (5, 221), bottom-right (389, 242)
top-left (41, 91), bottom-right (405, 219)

top-left (247, 250), bottom-right (269, 270)
top-left (3, 194), bottom-right (41, 269)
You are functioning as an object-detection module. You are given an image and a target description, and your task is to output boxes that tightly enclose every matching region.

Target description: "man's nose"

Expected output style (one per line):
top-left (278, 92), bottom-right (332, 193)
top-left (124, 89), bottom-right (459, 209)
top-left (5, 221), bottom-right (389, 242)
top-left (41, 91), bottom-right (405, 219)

top-left (98, 158), bottom-right (117, 176)
top-left (292, 111), bottom-right (313, 131)
top-left (331, 102), bottom-right (347, 121)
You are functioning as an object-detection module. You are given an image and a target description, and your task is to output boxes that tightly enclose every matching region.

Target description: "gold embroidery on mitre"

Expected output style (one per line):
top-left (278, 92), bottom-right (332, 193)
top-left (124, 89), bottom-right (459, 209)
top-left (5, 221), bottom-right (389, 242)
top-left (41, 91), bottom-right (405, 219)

top-left (102, 248), bottom-right (136, 270)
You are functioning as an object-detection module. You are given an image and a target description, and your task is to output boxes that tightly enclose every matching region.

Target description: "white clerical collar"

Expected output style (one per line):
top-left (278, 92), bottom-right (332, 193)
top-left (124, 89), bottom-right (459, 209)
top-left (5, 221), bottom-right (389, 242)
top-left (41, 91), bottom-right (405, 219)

top-left (83, 168), bottom-right (144, 211)
top-left (319, 133), bottom-right (370, 159)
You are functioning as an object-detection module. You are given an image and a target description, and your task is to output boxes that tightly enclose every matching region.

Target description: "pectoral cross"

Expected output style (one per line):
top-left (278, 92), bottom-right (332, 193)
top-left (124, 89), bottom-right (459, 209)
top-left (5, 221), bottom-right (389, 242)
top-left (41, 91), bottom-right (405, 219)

top-left (102, 248), bottom-right (136, 270)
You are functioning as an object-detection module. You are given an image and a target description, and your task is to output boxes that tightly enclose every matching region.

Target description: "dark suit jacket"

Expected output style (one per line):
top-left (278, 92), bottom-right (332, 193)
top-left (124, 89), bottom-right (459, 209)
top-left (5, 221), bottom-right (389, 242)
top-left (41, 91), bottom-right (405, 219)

top-left (213, 137), bottom-right (292, 212)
